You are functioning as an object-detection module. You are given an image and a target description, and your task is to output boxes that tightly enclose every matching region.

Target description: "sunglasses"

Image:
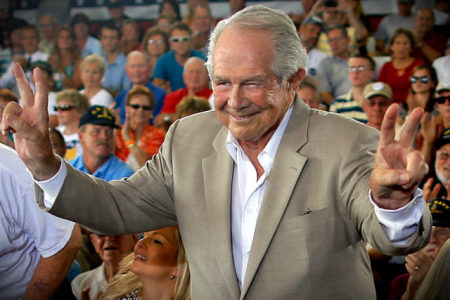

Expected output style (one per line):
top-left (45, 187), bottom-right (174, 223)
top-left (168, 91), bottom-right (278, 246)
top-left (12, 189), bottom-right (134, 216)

top-left (436, 96), bottom-right (450, 104)
top-left (410, 76), bottom-right (431, 84)
top-left (170, 36), bottom-right (190, 43)
top-left (53, 104), bottom-right (75, 112)
top-left (128, 104), bottom-right (152, 111)
top-left (348, 66), bottom-right (370, 73)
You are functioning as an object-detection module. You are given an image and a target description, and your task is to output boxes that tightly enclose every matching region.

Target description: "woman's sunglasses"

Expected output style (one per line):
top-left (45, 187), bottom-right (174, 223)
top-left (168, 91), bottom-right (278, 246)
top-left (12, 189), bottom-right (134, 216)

top-left (410, 76), bottom-right (431, 84)
top-left (53, 104), bottom-right (75, 112)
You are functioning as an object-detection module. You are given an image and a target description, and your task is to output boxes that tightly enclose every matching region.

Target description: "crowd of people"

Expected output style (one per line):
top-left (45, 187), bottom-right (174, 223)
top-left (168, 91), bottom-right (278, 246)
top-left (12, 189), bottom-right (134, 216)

top-left (0, 0), bottom-right (449, 299)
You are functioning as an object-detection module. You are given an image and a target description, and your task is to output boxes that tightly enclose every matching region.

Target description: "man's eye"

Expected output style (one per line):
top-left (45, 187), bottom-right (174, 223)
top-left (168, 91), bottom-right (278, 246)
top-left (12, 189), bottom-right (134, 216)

top-left (153, 239), bottom-right (162, 245)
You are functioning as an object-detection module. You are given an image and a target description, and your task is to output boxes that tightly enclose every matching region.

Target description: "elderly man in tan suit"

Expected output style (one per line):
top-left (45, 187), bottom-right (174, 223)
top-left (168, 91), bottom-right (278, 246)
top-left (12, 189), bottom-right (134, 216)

top-left (2, 5), bottom-right (431, 300)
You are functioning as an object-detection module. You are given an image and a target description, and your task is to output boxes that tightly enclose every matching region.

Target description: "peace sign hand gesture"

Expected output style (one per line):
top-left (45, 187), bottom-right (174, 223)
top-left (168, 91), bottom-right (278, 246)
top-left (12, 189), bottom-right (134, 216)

top-left (1, 64), bottom-right (60, 180)
top-left (370, 104), bottom-right (429, 209)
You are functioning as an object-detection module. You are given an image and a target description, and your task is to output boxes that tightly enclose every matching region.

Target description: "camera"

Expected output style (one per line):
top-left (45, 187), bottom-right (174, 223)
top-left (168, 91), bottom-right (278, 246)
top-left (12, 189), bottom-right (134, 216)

top-left (324, 0), bottom-right (338, 8)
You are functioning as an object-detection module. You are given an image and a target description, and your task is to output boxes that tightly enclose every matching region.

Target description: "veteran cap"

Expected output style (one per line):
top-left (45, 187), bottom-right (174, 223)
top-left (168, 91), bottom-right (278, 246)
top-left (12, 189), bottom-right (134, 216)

top-left (79, 105), bottom-right (121, 129)
top-left (428, 199), bottom-right (450, 227)
top-left (363, 82), bottom-right (393, 100)
top-left (434, 128), bottom-right (450, 150)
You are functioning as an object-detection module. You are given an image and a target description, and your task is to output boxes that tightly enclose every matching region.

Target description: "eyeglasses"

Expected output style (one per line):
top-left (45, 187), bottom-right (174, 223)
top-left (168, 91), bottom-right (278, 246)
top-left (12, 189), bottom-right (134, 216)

top-left (348, 66), bottom-right (370, 73)
top-left (53, 104), bottom-right (75, 112)
top-left (410, 76), bottom-right (431, 84)
top-left (148, 39), bottom-right (164, 45)
top-left (128, 104), bottom-right (152, 111)
top-left (436, 96), bottom-right (450, 104)
top-left (170, 36), bottom-right (190, 43)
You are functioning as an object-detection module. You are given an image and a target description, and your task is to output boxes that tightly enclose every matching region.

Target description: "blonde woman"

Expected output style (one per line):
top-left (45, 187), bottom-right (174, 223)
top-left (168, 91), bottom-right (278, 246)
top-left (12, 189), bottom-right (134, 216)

top-left (101, 226), bottom-right (190, 300)
top-left (80, 54), bottom-right (114, 107)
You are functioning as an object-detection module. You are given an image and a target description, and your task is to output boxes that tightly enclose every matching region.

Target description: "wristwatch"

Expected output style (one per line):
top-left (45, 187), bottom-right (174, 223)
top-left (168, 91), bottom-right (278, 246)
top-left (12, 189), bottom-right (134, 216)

top-left (163, 114), bottom-right (172, 123)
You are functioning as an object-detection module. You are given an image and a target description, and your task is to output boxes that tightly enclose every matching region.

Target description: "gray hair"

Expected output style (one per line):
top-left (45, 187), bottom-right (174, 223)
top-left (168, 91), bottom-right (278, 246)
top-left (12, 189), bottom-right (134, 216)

top-left (205, 5), bottom-right (307, 83)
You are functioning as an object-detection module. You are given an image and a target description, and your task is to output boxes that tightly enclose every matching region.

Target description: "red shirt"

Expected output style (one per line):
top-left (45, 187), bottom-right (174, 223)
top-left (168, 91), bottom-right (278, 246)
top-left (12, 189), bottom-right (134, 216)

top-left (378, 58), bottom-right (425, 103)
top-left (161, 87), bottom-right (213, 113)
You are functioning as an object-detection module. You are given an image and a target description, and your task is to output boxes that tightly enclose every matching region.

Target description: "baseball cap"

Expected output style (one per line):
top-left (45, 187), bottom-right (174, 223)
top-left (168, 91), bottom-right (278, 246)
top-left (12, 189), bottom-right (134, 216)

top-left (79, 105), bottom-right (121, 129)
top-left (434, 128), bottom-right (450, 150)
top-left (428, 199), bottom-right (450, 227)
top-left (363, 82), bottom-right (393, 100)
top-left (436, 82), bottom-right (450, 94)
top-left (30, 60), bottom-right (53, 75)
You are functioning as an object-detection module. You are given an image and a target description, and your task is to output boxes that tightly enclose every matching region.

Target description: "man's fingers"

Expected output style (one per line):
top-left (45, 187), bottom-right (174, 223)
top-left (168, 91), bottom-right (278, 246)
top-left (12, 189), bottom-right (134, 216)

top-left (372, 168), bottom-right (411, 188)
top-left (405, 151), bottom-right (428, 189)
top-left (13, 63), bottom-right (34, 107)
top-left (1, 102), bottom-right (22, 135)
top-left (3, 107), bottom-right (34, 137)
top-left (33, 68), bottom-right (49, 112)
top-left (398, 107), bottom-right (424, 148)
top-left (379, 104), bottom-right (398, 146)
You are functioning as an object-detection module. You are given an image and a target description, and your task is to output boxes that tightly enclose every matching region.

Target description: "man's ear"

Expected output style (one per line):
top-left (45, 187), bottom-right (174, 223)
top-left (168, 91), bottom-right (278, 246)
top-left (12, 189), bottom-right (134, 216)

top-left (288, 68), bottom-right (306, 91)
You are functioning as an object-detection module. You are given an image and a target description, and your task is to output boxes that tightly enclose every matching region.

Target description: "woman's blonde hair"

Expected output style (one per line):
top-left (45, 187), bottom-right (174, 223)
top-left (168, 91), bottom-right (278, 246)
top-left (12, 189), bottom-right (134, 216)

top-left (101, 226), bottom-right (190, 300)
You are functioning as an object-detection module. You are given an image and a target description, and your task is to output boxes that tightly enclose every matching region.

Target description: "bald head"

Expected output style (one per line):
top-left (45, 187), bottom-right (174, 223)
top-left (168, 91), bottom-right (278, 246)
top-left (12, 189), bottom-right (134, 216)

top-left (126, 51), bottom-right (151, 85)
top-left (183, 57), bottom-right (209, 92)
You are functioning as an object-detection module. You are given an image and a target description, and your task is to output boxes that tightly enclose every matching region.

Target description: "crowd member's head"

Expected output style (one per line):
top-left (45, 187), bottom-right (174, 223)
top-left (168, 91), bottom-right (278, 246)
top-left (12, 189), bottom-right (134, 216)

top-left (348, 54), bottom-right (375, 88)
top-left (121, 19), bottom-right (141, 55)
top-left (125, 85), bottom-right (155, 126)
top-left (321, 3), bottom-right (346, 27)
top-left (205, 5), bottom-right (306, 143)
top-left (8, 18), bottom-right (27, 53)
top-left (107, 0), bottom-right (126, 26)
top-left (425, 199), bottom-right (450, 258)
top-left (55, 89), bottom-right (90, 128)
top-left (397, 0), bottom-right (414, 17)
top-left (176, 95), bottom-right (211, 119)
top-left (78, 105), bottom-right (121, 165)
top-left (410, 65), bottom-right (437, 112)
top-left (49, 127), bottom-right (67, 157)
top-left (143, 27), bottom-right (169, 58)
top-left (192, 3), bottom-right (213, 34)
top-left (414, 7), bottom-right (435, 35)
top-left (21, 25), bottom-right (40, 55)
top-left (169, 22), bottom-right (193, 58)
top-left (327, 25), bottom-right (350, 59)
top-left (298, 16), bottom-right (323, 52)
top-left (361, 82), bottom-right (393, 130)
top-left (297, 75), bottom-right (321, 109)
top-left (80, 54), bottom-right (106, 91)
top-left (389, 28), bottom-right (414, 60)
top-left (155, 14), bottom-right (175, 33)
top-left (229, 0), bottom-right (246, 15)
top-left (53, 24), bottom-right (79, 57)
top-left (159, 0), bottom-right (181, 21)
top-left (126, 51), bottom-right (151, 85)
top-left (30, 60), bottom-right (55, 91)
top-left (99, 24), bottom-right (121, 54)
top-left (436, 83), bottom-right (450, 123)
top-left (434, 128), bottom-right (450, 187)
top-left (183, 57), bottom-right (209, 93)
top-left (38, 14), bottom-right (58, 42)
top-left (102, 226), bottom-right (190, 300)
top-left (70, 13), bottom-right (91, 40)
top-left (90, 233), bottom-right (137, 273)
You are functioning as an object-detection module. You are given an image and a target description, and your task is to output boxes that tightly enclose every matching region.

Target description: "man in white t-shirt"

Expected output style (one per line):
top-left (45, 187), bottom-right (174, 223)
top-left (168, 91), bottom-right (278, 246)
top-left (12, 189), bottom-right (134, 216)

top-left (0, 144), bottom-right (81, 299)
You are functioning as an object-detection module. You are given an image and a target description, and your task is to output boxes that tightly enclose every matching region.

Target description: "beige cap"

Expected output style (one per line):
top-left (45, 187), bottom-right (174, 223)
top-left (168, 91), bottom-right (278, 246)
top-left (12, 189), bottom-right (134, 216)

top-left (363, 82), bottom-right (393, 100)
top-left (436, 82), bottom-right (450, 93)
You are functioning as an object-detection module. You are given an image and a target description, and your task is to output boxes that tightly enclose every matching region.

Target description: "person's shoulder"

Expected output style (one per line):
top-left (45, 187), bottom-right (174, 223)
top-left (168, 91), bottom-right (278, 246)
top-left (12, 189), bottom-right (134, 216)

top-left (171, 110), bottom-right (222, 141)
top-left (191, 49), bottom-right (206, 60)
top-left (71, 266), bottom-right (102, 291)
top-left (146, 82), bottom-right (166, 97)
top-left (109, 155), bottom-right (134, 174)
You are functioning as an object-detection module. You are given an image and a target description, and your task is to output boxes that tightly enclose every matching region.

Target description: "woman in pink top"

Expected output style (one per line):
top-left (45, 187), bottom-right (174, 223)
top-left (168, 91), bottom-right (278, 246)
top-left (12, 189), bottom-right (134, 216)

top-left (378, 28), bottom-right (425, 103)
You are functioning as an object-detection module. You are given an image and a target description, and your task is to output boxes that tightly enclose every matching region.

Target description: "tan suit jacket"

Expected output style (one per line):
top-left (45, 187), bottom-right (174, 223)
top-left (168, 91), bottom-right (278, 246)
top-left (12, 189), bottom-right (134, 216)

top-left (48, 98), bottom-right (432, 300)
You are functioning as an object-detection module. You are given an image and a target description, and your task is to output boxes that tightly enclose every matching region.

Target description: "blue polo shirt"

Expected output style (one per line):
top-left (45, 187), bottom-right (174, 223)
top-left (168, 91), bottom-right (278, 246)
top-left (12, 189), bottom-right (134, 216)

top-left (70, 154), bottom-right (134, 181)
top-left (114, 81), bottom-right (166, 125)
top-left (152, 50), bottom-right (205, 92)
top-left (101, 52), bottom-right (131, 94)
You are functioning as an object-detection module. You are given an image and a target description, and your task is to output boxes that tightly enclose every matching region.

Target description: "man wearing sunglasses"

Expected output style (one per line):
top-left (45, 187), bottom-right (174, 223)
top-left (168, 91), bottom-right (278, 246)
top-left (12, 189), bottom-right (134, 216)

top-left (153, 22), bottom-right (205, 93)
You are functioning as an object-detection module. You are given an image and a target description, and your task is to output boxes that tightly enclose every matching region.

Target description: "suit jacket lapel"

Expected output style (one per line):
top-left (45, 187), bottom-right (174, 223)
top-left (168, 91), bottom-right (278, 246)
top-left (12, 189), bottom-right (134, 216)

top-left (241, 98), bottom-right (310, 298)
top-left (203, 126), bottom-right (241, 298)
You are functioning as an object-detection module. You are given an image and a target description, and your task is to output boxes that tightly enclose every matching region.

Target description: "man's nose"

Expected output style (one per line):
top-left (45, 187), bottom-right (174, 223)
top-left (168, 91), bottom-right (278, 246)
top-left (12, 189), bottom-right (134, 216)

top-left (228, 85), bottom-right (244, 108)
